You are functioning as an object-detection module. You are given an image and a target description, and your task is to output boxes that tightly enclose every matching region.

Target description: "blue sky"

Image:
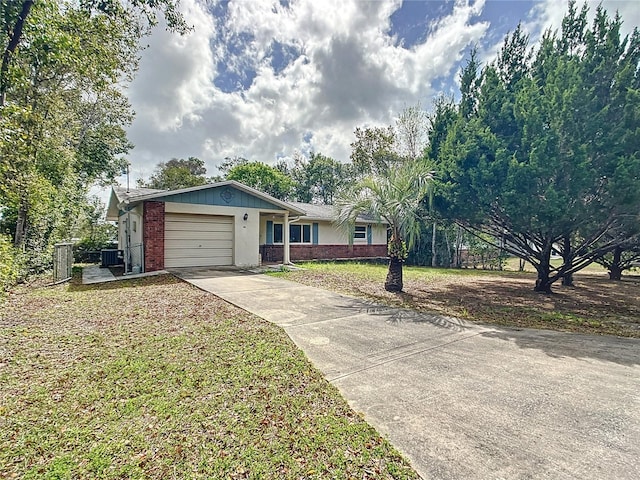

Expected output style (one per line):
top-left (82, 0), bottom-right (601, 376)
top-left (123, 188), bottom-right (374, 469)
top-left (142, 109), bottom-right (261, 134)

top-left (104, 0), bottom-right (639, 194)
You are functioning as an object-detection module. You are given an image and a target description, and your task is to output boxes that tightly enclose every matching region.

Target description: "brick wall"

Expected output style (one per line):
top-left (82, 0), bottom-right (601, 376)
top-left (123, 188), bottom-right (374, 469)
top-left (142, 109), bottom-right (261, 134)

top-left (143, 201), bottom-right (165, 272)
top-left (260, 244), bottom-right (387, 263)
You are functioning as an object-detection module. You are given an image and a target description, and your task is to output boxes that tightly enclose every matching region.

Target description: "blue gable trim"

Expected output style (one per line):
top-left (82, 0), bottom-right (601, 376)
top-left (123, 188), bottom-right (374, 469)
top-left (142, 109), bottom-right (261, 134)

top-left (154, 186), bottom-right (287, 210)
top-left (312, 223), bottom-right (319, 245)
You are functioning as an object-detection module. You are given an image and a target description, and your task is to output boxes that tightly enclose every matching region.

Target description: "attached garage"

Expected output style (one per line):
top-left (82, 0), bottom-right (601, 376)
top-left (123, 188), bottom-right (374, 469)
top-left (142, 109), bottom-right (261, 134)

top-left (164, 213), bottom-right (233, 268)
top-left (107, 181), bottom-right (309, 272)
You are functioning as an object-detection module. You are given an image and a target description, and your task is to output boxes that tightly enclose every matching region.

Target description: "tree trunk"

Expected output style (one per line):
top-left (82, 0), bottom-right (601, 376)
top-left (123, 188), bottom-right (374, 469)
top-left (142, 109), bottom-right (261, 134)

top-left (14, 195), bottom-right (28, 248)
top-left (608, 246), bottom-right (623, 281)
top-left (561, 235), bottom-right (574, 287)
top-left (608, 265), bottom-right (623, 281)
top-left (431, 222), bottom-right (437, 267)
top-left (454, 225), bottom-right (463, 268)
top-left (534, 242), bottom-right (553, 293)
top-left (534, 269), bottom-right (553, 293)
top-left (1, 1), bottom-right (34, 108)
top-left (443, 228), bottom-right (452, 267)
top-left (385, 257), bottom-right (403, 292)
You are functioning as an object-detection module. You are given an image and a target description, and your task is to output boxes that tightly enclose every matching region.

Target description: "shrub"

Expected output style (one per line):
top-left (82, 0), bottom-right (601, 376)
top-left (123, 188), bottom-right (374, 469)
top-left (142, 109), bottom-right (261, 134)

top-left (73, 223), bottom-right (117, 263)
top-left (0, 235), bottom-right (24, 296)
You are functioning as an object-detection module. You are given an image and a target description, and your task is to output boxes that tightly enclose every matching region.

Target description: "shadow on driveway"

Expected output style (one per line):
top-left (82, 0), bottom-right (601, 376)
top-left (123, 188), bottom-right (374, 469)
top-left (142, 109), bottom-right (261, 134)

top-left (481, 327), bottom-right (640, 366)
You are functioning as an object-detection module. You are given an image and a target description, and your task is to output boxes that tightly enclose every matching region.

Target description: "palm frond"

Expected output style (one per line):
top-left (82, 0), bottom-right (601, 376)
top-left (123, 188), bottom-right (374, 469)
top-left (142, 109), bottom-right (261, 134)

top-left (334, 159), bottom-right (433, 247)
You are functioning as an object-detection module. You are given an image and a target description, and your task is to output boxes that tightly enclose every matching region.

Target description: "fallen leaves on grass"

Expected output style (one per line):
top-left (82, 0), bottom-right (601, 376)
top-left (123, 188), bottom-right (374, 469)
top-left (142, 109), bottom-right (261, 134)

top-left (0, 274), bottom-right (417, 479)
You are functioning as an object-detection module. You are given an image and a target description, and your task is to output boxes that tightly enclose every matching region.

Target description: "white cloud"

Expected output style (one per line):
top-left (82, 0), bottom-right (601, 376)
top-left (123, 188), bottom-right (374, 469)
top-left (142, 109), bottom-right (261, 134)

top-left (129, 0), bottom-right (216, 132)
top-left (120, 0), bottom-right (492, 187)
top-left (531, 0), bottom-right (639, 41)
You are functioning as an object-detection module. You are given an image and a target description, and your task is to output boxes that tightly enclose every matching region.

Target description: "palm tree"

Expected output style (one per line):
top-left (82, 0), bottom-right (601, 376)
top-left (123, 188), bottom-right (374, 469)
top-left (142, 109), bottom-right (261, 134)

top-left (334, 160), bottom-right (432, 292)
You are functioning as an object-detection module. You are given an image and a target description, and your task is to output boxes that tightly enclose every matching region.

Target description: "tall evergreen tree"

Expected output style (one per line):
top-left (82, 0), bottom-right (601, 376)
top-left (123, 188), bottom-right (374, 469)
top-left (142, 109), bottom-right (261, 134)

top-left (438, 2), bottom-right (640, 292)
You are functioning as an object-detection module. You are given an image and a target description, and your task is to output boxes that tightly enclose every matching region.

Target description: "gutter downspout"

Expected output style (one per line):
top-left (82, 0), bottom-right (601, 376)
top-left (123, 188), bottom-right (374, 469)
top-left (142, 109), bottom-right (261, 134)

top-left (119, 199), bottom-right (132, 274)
top-left (125, 210), bottom-right (131, 274)
top-left (283, 212), bottom-right (290, 265)
top-left (284, 214), bottom-right (302, 265)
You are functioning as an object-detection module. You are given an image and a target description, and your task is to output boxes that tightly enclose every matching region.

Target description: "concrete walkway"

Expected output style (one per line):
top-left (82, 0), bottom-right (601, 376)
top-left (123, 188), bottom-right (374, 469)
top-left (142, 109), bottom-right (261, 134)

top-left (173, 268), bottom-right (640, 480)
top-left (82, 265), bottom-right (169, 284)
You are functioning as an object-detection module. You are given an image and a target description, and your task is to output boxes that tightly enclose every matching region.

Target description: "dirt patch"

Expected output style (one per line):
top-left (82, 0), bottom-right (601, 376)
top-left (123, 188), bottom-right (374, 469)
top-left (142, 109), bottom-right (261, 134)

top-left (282, 266), bottom-right (640, 337)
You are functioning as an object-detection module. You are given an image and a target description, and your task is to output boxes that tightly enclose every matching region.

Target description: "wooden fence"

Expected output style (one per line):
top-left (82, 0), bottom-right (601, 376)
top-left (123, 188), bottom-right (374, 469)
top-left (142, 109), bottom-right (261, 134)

top-left (53, 243), bottom-right (74, 283)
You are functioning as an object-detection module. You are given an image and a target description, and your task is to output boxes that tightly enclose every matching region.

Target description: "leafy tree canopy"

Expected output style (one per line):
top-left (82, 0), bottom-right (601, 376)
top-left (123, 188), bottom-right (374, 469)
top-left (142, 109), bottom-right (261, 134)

top-left (350, 125), bottom-right (399, 176)
top-left (138, 157), bottom-right (209, 190)
top-left (290, 152), bottom-right (353, 205)
top-left (0, 0), bottom-right (186, 274)
top-left (225, 161), bottom-right (294, 200)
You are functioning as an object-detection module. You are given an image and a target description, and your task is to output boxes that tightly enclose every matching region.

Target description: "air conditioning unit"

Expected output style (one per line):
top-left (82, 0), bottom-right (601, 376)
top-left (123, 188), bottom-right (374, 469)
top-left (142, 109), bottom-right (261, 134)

top-left (100, 249), bottom-right (124, 268)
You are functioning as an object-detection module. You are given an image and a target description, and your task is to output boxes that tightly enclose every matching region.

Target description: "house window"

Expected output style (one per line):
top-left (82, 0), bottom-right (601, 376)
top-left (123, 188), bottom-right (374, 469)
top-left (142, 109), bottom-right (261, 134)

top-left (273, 223), bottom-right (283, 244)
top-left (354, 225), bottom-right (367, 240)
top-left (290, 224), bottom-right (311, 244)
top-left (273, 223), bottom-right (312, 244)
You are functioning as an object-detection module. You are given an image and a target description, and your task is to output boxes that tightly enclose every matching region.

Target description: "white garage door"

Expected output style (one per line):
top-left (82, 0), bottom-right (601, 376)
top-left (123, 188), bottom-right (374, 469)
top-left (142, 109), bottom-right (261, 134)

top-left (165, 213), bottom-right (233, 268)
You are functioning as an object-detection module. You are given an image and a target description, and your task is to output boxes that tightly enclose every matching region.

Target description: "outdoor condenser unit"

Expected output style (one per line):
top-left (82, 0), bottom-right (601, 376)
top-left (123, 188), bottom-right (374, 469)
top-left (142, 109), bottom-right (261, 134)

top-left (100, 249), bottom-right (124, 268)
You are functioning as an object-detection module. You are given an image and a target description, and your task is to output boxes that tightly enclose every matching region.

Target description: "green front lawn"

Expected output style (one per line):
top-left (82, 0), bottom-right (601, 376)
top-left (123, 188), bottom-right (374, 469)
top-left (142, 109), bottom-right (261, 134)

top-left (0, 274), bottom-right (417, 479)
top-left (272, 262), bottom-right (640, 337)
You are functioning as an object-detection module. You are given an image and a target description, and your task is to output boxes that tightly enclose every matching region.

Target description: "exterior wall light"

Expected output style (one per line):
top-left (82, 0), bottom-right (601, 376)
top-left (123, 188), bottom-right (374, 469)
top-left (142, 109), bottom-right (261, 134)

top-left (243, 213), bottom-right (248, 221)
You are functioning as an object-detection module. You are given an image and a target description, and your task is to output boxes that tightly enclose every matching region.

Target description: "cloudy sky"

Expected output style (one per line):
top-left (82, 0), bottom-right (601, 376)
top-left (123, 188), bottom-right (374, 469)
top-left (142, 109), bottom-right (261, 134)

top-left (102, 0), bottom-right (639, 195)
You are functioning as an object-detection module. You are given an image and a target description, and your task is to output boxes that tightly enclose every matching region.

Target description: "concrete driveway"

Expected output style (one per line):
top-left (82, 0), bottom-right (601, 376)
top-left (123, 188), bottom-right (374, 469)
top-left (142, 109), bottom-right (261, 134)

top-left (173, 268), bottom-right (640, 480)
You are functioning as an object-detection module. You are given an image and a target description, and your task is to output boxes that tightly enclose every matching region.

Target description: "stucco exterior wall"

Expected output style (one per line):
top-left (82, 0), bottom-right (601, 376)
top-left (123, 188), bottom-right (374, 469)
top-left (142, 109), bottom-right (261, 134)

top-left (116, 204), bottom-right (145, 271)
top-left (259, 218), bottom-right (388, 246)
top-left (371, 224), bottom-right (388, 244)
top-left (117, 204), bottom-right (143, 251)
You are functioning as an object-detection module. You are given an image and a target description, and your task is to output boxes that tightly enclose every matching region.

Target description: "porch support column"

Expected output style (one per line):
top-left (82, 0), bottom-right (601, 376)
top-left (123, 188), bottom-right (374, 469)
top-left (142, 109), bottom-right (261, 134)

top-left (283, 211), bottom-right (291, 264)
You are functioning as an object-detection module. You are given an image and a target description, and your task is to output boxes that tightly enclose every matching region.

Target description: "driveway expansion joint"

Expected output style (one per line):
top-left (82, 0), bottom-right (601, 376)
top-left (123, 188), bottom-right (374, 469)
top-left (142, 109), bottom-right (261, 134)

top-left (327, 331), bottom-right (486, 382)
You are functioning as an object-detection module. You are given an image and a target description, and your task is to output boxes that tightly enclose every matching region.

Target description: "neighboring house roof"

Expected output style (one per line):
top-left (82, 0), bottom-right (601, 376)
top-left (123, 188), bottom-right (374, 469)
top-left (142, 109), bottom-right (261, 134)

top-left (106, 181), bottom-right (306, 221)
top-left (288, 201), bottom-right (387, 224)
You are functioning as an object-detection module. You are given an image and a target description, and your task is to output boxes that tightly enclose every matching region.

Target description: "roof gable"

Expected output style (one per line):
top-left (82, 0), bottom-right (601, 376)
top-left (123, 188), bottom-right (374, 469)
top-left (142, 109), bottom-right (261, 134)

top-left (106, 186), bottom-right (166, 220)
top-left (156, 185), bottom-right (286, 210)
top-left (106, 181), bottom-right (306, 218)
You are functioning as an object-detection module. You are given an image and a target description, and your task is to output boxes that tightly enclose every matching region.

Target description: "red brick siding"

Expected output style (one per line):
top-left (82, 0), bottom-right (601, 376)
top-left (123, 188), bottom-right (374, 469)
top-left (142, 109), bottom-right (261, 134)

top-left (260, 244), bottom-right (387, 263)
top-left (143, 201), bottom-right (165, 272)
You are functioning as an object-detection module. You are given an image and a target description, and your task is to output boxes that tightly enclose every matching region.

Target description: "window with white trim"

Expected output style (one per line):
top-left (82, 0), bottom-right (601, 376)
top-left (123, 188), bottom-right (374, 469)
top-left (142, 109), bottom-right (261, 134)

top-left (273, 223), bottom-right (283, 244)
top-left (290, 223), bottom-right (312, 243)
top-left (354, 225), bottom-right (367, 240)
top-left (273, 223), bottom-right (312, 244)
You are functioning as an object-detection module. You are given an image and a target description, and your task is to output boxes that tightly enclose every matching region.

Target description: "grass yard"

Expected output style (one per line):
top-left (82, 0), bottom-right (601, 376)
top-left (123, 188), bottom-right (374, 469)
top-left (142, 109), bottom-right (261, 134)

top-left (0, 273), bottom-right (418, 479)
top-left (272, 262), bottom-right (640, 338)
top-left (501, 256), bottom-right (609, 274)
